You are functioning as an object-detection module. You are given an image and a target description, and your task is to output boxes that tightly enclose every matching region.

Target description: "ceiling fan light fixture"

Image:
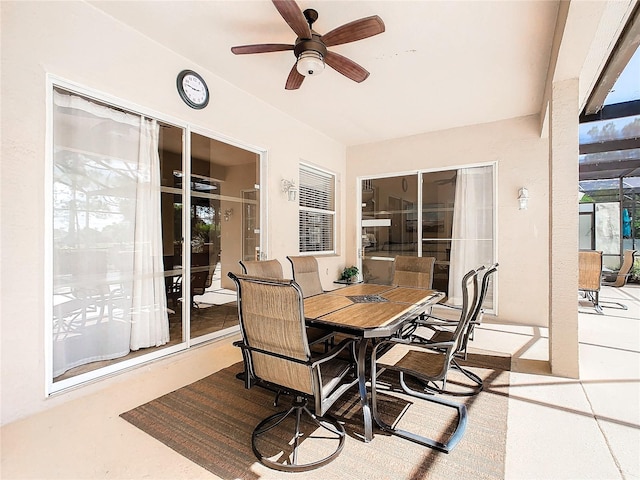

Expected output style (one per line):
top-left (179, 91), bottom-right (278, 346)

top-left (296, 51), bottom-right (324, 76)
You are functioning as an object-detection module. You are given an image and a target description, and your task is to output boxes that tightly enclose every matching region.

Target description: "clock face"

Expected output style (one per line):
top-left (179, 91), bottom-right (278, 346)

top-left (177, 70), bottom-right (209, 109)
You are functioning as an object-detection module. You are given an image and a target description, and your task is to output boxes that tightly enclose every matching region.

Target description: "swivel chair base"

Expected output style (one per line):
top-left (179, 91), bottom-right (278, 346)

top-left (252, 397), bottom-right (345, 472)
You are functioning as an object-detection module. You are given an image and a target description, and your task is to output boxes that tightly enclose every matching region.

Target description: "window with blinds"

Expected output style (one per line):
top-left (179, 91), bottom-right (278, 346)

top-left (299, 164), bottom-right (336, 254)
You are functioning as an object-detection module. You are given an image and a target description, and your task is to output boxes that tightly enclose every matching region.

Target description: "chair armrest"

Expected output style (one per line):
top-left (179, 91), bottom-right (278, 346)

top-left (371, 337), bottom-right (456, 364)
top-left (419, 314), bottom-right (459, 324)
top-left (311, 337), bottom-right (357, 368)
top-left (416, 315), bottom-right (460, 330)
top-left (439, 303), bottom-right (463, 311)
top-left (233, 341), bottom-right (311, 366)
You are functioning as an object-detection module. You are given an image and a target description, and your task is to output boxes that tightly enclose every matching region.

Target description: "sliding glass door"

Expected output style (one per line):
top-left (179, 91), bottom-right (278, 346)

top-left (360, 165), bottom-right (495, 308)
top-left (50, 83), bottom-right (262, 391)
top-left (360, 175), bottom-right (418, 284)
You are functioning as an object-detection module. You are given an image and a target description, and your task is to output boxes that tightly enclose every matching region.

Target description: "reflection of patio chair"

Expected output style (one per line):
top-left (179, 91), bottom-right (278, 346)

top-left (579, 250), bottom-right (603, 314)
top-left (190, 251), bottom-right (219, 308)
top-left (369, 268), bottom-right (481, 453)
top-left (228, 273), bottom-right (357, 472)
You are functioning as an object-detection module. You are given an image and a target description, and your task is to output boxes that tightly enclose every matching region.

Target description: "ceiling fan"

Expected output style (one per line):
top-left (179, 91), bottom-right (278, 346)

top-left (231, 0), bottom-right (385, 90)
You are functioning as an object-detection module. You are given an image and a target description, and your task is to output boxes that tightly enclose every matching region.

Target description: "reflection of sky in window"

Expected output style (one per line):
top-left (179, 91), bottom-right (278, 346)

top-left (579, 114), bottom-right (640, 143)
top-left (603, 45), bottom-right (640, 105)
top-left (579, 147), bottom-right (640, 165)
top-left (580, 177), bottom-right (640, 192)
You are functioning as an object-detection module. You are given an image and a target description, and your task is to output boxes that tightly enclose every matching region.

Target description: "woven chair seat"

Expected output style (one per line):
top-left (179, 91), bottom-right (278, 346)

top-left (378, 345), bottom-right (448, 379)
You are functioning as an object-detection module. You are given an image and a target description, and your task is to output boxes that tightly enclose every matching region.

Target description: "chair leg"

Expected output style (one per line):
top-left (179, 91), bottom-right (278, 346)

top-left (599, 300), bottom-right (628, 310)
top-left (251, 397), bottom-right (346, 472)
top-left (582, 290), bottom-right (604, 315)
top-left (450, 360), bottom-right (484, 395)
top-left (371, 368), bottom-right (468, 454)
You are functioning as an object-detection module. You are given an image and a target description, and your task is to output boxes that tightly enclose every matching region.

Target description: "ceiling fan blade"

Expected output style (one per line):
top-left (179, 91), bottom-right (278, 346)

top-left (285, 63), bottom-right (304, 90)
top-left (231, 44), bottom-right (294, 55)
top-left (325, 50), bottom-right (370, 83)
top-left (321, 15), bottom-right (385, 47)
top-left (272, 0), bottom-right (311, 39)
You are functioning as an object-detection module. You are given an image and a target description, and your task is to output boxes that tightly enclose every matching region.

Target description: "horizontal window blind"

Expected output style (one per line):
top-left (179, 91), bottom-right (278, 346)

top-left (299, 211), bottom-right (334, 253)
top-left (299, 167), bottom-right (335, 210)
top-left (299, 165), bottom-right (335, 254)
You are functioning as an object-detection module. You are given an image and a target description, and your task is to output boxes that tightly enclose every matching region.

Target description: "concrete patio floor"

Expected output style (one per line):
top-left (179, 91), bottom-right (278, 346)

top-left (1, 284), bottom-right (638, 479)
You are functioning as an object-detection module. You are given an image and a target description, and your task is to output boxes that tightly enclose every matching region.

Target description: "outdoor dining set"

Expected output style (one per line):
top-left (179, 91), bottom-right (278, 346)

top-left (228, 255), bottom-right (499, 472)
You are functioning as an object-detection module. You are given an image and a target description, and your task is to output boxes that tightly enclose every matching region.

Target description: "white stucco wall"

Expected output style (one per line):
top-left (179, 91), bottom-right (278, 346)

top-left (346, 115), bottom-right (551, 327)
top-left (0, 1), bottom-right (346, 425)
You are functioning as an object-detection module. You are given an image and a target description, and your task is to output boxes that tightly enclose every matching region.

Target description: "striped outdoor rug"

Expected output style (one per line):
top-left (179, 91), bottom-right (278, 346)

top-left (121, 361), bottom-right (509, 479)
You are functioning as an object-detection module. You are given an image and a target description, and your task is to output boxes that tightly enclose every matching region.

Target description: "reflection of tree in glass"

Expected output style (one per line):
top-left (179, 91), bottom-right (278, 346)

top-left (53, 151), bottom-right (137, 248)
top-left (622, 118), bottom-right (640, 137)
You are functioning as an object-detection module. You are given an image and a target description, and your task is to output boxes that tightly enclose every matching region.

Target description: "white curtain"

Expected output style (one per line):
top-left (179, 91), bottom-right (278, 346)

top-left (52, 91), bottom-right (168, 378)
top-left (447, 165), bottom-right (494, 305)
top-left (130, 118), bottom-right (169, 349)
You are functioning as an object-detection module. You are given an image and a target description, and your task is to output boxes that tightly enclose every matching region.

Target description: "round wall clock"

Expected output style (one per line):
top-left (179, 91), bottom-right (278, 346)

top-left (176, 70), bottom-right (209, 109)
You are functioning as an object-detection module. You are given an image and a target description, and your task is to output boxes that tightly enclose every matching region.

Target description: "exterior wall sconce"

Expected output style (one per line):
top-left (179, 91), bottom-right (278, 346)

top-left (281, 179), bottom-right (298, 202)
top-left (223, 208), bottom-right (233, 221)
top-left (518, 187), bottom-right (529, 210)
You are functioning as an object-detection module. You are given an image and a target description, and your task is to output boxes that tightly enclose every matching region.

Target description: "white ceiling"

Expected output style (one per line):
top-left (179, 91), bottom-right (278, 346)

top-left (90, 0), bottom-right (561, 146)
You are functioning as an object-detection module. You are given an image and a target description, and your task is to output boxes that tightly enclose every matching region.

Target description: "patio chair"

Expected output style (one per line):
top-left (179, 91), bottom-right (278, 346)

top-left (286, 255), bottom-right (324, 297)
top-left (239, 259), bottom-right (284, 278)
top-left (600, 249), bottom-right (637, 310)
top-left (393, 256), bottom-right (436, 338)
top-left (228, 273), bottom-right (357, 472)
top-left (369, 268), bottom-right (481, 453)
top-left (392, 255), bottom-right (436, 289)
top-left (408, 263), bottom-right (499, 395)
top-left (602, 249), bottom-right (637, 288)
top-left (240, 258), bottom-right (334, 354)
top-left (579, 250), bottom-right (603, 314)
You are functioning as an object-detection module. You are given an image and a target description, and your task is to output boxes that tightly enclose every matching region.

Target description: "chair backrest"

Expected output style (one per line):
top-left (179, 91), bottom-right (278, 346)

top-left (392, 256), bottom-right (435, 289)
top-left (229, 273), bottom-right (314, 396)
top-left (579, 250), bottom-right (602, 292)
top-left (239, 259), bottom-right (284, 278)
top-left (458, 263), bottom-right (498, 354)
top-left (471, 263), bottom-right (499, 322)
top-left (287, 256), bottom-right (323, 297)
top-left (609, 249), bottom-right (637, 287)
top-left (446, 268), bottom-right (481, 365)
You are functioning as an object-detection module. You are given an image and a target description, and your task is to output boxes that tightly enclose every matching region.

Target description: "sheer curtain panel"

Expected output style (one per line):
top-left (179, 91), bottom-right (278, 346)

top-left (447, 165), bottom-right (494, 305)
top-left (52, 90), bottom-right (168, 378)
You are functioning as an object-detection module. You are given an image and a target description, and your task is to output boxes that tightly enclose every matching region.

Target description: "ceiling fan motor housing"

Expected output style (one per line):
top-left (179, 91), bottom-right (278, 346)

top-left (294, 34), bottom-right (327, 75)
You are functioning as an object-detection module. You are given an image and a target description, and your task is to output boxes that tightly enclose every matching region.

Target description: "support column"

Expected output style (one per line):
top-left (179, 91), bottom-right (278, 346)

top-left (549, 78), bottom-right (580, 378)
